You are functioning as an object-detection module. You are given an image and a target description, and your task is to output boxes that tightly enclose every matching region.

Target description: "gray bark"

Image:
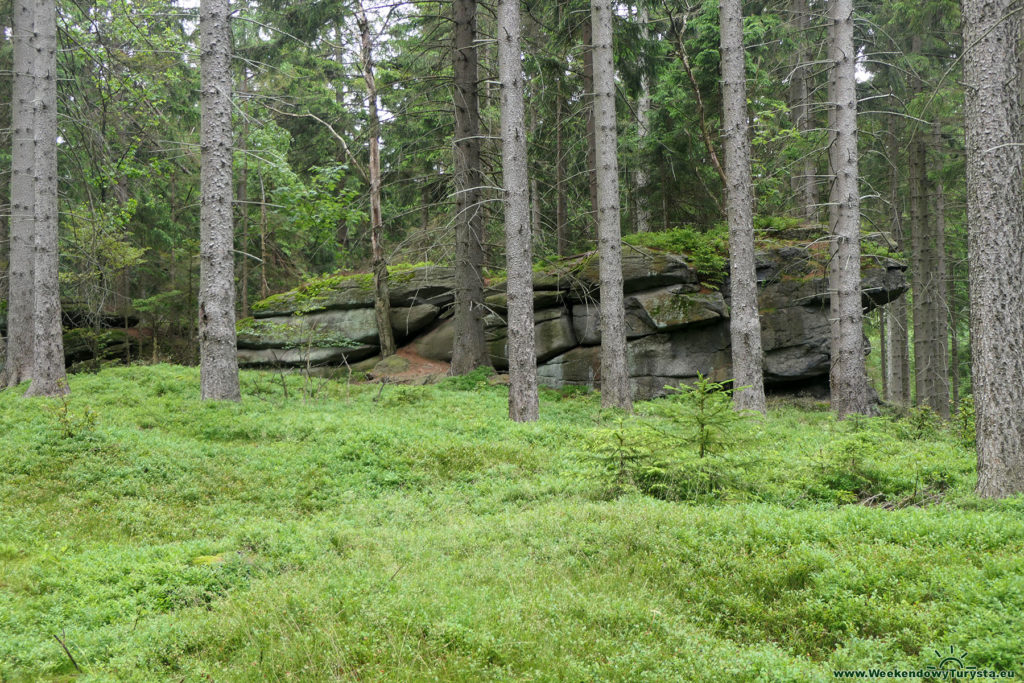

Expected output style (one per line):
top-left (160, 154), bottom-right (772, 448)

top-left (963, 0), bottom-right (1024, 497)
top-left (451, 0), bottom-right (490, 373)
top-left (24, 0), bottom-right (66, 396)
top-left (885, 116), bottom-right (911, 405)
top-left (582, 16), bottom-right (598, 237)
top-left (555, 72), bottom-right (568, 255)
top-left (3, 0), bottom-right (34, 388)
top-left (498, 0), bottom-right (539, 421)
top-left (826, 0), bottom-right (870, 417)
top-left (926, 128), bottom-right (949, 417)
top-left (788, 0), bottom-right (817, 220)
top-left (635, 4), bottom-right (651, 234)
top-left (592, 0), bottom-right (631, 411)
top-left (719, 0), bottom-right (766, 413)
top-left (358, 7), bottom-right (396, 358)
top-left (198, 0), bottom-right (240, 401)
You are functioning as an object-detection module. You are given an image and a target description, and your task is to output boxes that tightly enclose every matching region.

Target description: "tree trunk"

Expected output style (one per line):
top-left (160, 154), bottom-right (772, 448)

top-left (719, 0), bottom-right (766, 413)
top-left (885, 116), bottom-right (911, 405)
top-left (259, 167), bottom-right (269, 299)
top-left (788, 0), bottom-right (816, 220)
top-left (879, 307), bottom-right (888, 399)
top-left (635, 4), bottom-right (651, 234)
top-left (238, 69), bottom-right (250, 319)
top-left (358, 7), bottom-right (396, 358)
top-left (592, 0), bottom-right (631, 411)
top-left (555, 72), bottom-right (568, 255)
top-left (0, 10), bottom-right (9, 373)
top-left (24, 0), bottom-right (65, 397)
top-left (451, 0), bottom-right (490, 374)
top-left (3, 0), bottom-right (35, 389)
top-left (198, 0), bottom-right (241, 401)
top-left (927, 126), bottom-right (949, 417)
top-left (826, 0), bottom-right (870, 417)
top-left (582, 15), bottom-right (598, 239)
top-left (949, 256), bottom-right (959, 414)
top-left (497, 0), bottom-right (539, 421)
top-left (963, 0), bottom-right (1024, 497)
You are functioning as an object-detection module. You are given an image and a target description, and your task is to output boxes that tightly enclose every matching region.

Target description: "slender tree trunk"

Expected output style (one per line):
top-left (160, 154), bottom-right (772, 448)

top-left (358, 7), bottom-right (396, 358)
top-left (879, 307), bottom-right (888, 399)
top-left (949, 257), bottom-right (959, 414)
top-left (885, 116), bottom-right (910, 405)
top-left (635, 4), bottom-right (651, 234)
top-left (788, 0), bottom-right (816, 220)
top-left (0, 10), bottom-right (9, 373)
top-left (826, 0), bottom-right (870, 417)
top-left (555, 72), bottom-right (568, 255)
top-left (497, 0), bottom-right (539, 421)
top-left (238, 70), bottom-right (250, 319)
top-left (720, 0), bottom-right (766, 413)
top-left (24, 0), bottom-right (65, 396)
top-left (451, 0), bottom-right (490, 373)
top-left (3, 0), bottom-right (35, 389)
top-left (592, 0), bottom-right (631, 411)
top-left (259, 167), bottom-right (269, 299)
top-left (582, 15), bottom-right (598, 238)
top-left (964, 0), bottom-right (1024, 496)
top-left (909, 127), bottom-right (930, 406)
top-left (198, 0), bottom-right (240, 401)
top-left (927, 127), bottom-right (949, 417)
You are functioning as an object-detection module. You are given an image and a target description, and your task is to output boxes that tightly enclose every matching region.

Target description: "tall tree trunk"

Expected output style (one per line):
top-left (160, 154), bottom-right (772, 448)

top-left (358, 7), bottom-right (396, 358)
top-left (582, 15), bottom-right (598, 239)
top-left (826, 0), bottom-right (870, 417)
top-left (788, 0), bottom-right (816, 220)
top-left (198, 0), bottom-right (241, 401)
top-left (238, 70), bottom-right (250, 319)
top-left (963, 0), bottom-right (1024, 497)
top-left (909, 126), bottom-right (930, 406)
top-left (592, 0), bottom-right (631, 411)
top-left (720, 0), bottom-right (766, 413)
top-left (879, 307), bottom-right (888, 399)
top-left (555, 72), bottom-right (568, 255)
top-left (0, 10), bottom-right (9, 373)
top-left (927, 126), bottom-right (949, 417)
top-left (949, 257), bottom-right (959, 414)
top-left (885, 116), bottom-right (911, 405)
top-left (3, 0), bottom-right (34, 389)
top-left (635, 4), bottom-right (651, 234)
top-left (24, 0), bottom-right (65, 396)
top-left (259, 167), bottom-right (269, 299)
top-left (451, 0), bottom-right (490, 373)
top-left (497, 0), bottom-right (539, 422)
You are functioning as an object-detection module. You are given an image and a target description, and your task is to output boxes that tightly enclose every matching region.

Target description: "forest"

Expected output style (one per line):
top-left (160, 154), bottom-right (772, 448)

top-left (2, 0), bottom-right (1024, 678)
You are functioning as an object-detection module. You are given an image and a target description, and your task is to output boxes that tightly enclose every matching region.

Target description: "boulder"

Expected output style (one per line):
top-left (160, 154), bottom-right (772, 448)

top-left (239, 304), bottom-right (438, 350)
top-left (485, 307), bottom-right (578, 369)
top-left (252, 266), bottom-right (455, 318)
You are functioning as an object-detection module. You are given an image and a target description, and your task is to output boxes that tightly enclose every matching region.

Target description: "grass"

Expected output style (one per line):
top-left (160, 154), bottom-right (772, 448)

top-left (1, 365), bottom-right (1022, 681)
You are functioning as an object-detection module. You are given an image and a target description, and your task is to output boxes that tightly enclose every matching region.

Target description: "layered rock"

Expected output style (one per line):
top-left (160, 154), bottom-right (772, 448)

top-left (237, 238), bottom-right (907, 399)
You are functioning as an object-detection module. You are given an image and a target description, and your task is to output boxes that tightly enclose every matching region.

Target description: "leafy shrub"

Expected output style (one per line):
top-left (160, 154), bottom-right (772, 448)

top-left (438, 366), bottom-right (496, 391)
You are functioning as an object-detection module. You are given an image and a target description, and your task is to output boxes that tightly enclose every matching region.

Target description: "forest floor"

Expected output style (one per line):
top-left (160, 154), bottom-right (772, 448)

top-left (1, 365), bottom-right (1022, 681)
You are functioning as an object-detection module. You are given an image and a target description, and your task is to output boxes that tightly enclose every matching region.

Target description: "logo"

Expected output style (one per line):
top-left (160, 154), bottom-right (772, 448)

top-left (928, 646), bottom-right (977, 673)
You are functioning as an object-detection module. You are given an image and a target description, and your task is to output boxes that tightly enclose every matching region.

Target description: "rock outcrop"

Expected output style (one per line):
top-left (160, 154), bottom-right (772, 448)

top-left (237, 235), bottom-right (907, 400)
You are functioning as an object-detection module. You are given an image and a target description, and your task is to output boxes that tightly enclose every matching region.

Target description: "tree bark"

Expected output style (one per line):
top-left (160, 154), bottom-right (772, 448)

top-left (592, 0), bottom-right (631, 411)
top-left (788, 0), bottom-right (816, 220)
top-left (198, 0), bottom-right (241, 401)
top-left (963, 0), bottom-right (1024, 496)
top-left (555, 71), bottom-right (568, 255)
top-left (826, 0), bottom-right (870, 417)
top-left (23, 0), bottom-right (65, 397)
top-left (719, 0), bottom-right (766, 413)
top-left (582, 15), bottom-right (598, 239)
top-left (497, 0), bottom-right (539, 421)
top-left (3, 0), bottom-right (35, 389)
top-left (885, 116), bottom-right (911, 405)
top-left (926, 126), bottom-right (949, 417)
top-left (238, 69), bottom-right (250, 319)
top-left (635, 4), bottom-right (651, 234)
top-left (358, 7), bottom-right (396, 358)
top-left (451, 0), bottom-right (490, 374)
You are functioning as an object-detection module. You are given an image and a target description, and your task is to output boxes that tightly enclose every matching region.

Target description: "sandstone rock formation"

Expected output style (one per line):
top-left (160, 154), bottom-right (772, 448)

top-left (237, 236), bottom-right (907, 399)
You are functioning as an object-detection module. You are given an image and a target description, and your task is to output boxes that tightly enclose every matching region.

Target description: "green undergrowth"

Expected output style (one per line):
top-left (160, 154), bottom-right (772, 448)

top-left (1, 365), bottom-right (1021, 681)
